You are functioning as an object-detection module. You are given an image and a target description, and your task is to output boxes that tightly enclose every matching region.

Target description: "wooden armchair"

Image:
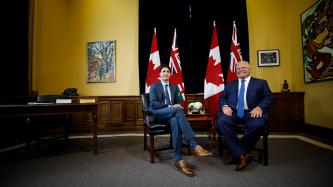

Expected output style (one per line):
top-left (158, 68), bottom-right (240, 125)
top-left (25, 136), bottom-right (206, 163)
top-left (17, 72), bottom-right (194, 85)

top-left (141, 93), bottom-right (173, 163)
top-left (218, 121), bottom-right (269, 166)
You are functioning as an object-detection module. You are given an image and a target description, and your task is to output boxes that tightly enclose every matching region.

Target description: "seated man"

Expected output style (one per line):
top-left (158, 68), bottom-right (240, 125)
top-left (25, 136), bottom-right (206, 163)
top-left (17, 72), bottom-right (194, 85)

top-left (149, 64), bottom-right (212, 177)
top-left (217, 61), bottom-right (273, 171)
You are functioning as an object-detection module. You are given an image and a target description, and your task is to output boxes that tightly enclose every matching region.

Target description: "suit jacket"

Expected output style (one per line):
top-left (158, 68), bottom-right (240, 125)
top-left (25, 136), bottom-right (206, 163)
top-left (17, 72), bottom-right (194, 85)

top-left (219, 77), bottom-right (273, 113)
top-left (149, 81), bottom-right (181, 110)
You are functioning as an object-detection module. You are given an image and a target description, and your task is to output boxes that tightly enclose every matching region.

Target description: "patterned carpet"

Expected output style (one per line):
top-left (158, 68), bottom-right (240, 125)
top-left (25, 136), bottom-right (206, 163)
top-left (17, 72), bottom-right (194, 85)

top-left (0, 134), bottom-right (333, 187)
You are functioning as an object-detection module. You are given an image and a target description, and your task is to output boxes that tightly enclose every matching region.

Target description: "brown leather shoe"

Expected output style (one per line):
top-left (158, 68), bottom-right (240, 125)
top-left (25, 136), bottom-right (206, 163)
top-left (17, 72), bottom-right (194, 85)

top-left (191, 145), bottom-right (213, 157)
top-left (235, 153), bottom-right (252, 171)
top-left (173, 160), bottom-right (194, 177)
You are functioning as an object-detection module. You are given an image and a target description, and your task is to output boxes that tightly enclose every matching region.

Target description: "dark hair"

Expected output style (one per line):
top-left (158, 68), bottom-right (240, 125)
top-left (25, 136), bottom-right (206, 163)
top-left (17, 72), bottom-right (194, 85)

top-left (159, 64), bottom-right (171, 72)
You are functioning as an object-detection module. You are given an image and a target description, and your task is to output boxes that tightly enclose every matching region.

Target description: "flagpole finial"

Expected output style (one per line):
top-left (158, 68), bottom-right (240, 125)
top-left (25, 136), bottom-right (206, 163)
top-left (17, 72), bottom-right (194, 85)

top-left (154, 27), bottom-right (156, 32)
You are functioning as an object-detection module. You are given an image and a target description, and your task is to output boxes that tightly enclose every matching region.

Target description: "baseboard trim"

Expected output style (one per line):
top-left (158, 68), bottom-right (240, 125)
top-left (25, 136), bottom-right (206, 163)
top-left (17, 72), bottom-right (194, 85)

top-left (303, 123), bottom-right (333, 142)
top-left (1, 133), bottom-right (333, 153)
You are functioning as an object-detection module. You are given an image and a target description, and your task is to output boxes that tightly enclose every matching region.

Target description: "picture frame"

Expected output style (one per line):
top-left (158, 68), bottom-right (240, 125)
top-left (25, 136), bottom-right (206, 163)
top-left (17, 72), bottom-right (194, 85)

top-left (300, 0), bottom-right (333, 83)
top-left (87, 40), bottom-right (116, 83)
top-left (257, 49), bottom-right (280, 67)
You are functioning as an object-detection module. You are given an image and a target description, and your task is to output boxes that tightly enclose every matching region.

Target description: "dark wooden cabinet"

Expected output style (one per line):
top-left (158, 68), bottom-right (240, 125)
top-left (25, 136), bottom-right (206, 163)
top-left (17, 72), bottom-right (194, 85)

top-left (269, 92), bottom-right (304, 131)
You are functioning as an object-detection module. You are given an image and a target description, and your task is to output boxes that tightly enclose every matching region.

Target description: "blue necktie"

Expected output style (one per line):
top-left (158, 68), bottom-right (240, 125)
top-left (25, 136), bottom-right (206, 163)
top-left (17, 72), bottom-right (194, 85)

top-left (165, 84), bottom-right (171, 105)
top-left (237, 79), bottom-right (245, 118)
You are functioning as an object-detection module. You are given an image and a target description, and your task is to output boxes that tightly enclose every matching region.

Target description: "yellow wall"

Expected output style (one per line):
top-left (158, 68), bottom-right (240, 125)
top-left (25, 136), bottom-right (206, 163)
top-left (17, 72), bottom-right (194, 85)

top-left (247, 0), bottom-right (333, 129)
top-left (33, 0), bottom-right (333, 128)
top-left (247, 0), bottom-right (293, 91)
top-left (33, 0), bottom-right (68, 94)
top-left (33, 0), bottom-right (139, 96)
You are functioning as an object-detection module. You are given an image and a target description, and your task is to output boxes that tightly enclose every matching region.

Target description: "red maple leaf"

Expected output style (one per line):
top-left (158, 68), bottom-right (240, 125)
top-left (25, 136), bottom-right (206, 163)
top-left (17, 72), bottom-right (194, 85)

top-left (146, 60), bottom-right (160, 86)
top-left (205, 56), bottom-right (224, 85)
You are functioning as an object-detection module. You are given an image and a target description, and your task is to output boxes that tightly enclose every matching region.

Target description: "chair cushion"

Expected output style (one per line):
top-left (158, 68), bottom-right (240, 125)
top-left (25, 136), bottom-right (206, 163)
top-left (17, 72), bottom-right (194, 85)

top-left (149, 123), bottom-right (170, 134)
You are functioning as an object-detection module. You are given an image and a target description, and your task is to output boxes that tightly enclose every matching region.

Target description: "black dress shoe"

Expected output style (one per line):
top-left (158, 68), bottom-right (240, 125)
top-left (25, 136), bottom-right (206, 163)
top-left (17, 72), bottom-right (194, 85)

top-left (223, 155), bottom-right (238, 165)
top-left (235, 153), bottom-right (252, 171)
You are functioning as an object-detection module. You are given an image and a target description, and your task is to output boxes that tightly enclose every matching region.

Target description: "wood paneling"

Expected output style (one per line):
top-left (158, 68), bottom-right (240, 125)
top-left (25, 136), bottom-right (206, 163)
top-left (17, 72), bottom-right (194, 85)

top-left (125, 101), bottom-right (136, 121)
top-left (0, 93), bottom-right (305, 133)
top-left (99, 100), bottom-right (110, 123)
top-left (111, 101), bottom-right (123, 123)
top-left (186, 92), bottom-right (305, 132)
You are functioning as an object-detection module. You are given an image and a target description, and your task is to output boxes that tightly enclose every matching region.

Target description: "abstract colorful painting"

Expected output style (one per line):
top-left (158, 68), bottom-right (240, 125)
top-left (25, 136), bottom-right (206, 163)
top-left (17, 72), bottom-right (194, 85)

top-left (301, 0), bottom-right (333, 83)
top-left (87, 40), bottom-right (116, 82)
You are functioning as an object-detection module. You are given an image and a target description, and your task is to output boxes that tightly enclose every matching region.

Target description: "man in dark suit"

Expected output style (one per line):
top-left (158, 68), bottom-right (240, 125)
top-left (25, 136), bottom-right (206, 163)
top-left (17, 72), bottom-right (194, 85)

top-left (217, 60), bottom-right (273, 171)
top-left (149, 64), bottom-right (212, 177)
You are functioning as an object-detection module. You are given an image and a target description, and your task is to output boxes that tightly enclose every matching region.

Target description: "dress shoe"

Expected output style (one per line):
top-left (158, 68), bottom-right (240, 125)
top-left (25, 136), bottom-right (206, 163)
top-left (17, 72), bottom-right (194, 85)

top-left (173, 160), bottom-right (194, 177)
top-left (235, 153), bottom-right (252, 171)
top-left (223, 155), bottom-right (238, 165)
top-left (191, 145), bottom-right (213, 157)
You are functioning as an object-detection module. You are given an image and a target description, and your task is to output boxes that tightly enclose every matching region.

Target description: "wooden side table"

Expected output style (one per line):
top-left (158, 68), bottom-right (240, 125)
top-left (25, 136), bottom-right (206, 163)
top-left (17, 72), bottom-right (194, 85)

top-left (185, 113), bottom-right (216, 145)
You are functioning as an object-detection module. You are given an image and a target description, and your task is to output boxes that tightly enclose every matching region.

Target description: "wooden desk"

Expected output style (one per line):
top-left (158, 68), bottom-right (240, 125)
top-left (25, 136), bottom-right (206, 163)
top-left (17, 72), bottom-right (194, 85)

top-left (0, 103), bottom-right (98, 154)
top-left (186, 113), bottom-right (216, 144)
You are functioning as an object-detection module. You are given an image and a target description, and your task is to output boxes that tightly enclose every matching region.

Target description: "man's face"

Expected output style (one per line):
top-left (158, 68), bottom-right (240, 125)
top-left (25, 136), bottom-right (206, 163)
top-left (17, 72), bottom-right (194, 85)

top-left (237, 62), bottom-right (251, 79)
top-left (160, 67), bottom-right (171, 82)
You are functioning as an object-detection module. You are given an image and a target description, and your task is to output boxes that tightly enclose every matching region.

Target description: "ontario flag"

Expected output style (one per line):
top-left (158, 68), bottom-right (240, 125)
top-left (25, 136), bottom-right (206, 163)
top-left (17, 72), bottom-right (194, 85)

top-left (227, 21), bottom-right (243, 83)
top-left (145, 28), bottom-right (161, 93)
top-left (204, 21), bottom-right (225, 115)
top-left (169, 28), bottom-right (185, 107)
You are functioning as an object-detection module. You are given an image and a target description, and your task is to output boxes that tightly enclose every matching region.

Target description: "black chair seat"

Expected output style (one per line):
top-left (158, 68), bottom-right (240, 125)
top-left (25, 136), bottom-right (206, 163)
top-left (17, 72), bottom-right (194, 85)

top-left (148, 123), bottom-right (171, 134)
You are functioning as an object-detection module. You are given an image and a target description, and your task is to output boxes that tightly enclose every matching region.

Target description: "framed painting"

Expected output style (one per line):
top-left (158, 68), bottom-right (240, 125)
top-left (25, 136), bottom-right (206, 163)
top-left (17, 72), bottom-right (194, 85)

top-left (257, 49), bottom-right (280, 67)
top-left (300, 0), bottom-right (333, 83)
top-left (87, 40), bottom-right (116, 83)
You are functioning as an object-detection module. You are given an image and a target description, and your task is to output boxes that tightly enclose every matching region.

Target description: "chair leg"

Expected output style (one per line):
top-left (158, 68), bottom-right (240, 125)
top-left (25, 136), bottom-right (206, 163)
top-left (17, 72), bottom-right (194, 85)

top-left (64, 114), bottom-right (70, 141)
top-left (263, 134), bottom-right (268, 166)
top-left (218, 133), bottom-right (223, 156)
top-left (150, 134), bottom-right (155, 163)
top-left (144, 129), bottom-right (147, 151)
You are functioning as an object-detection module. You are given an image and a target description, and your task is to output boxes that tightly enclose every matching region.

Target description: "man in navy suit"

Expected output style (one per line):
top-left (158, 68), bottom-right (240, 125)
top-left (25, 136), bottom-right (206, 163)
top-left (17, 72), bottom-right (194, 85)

top-left (149, 64), bottom-right (212, 177)
top-left (217, 60), bottom-right (273, 171)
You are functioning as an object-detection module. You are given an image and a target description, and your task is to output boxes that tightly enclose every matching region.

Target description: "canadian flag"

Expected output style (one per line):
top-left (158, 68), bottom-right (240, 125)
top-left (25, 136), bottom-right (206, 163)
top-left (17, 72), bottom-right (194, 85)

top-left (145, 28), bottom-right (161, 93)
top-left (204, 21), bottom-right (225, 115)
top-left (227, 21), bottom-right (243, 83)
top-left (169, 29), bottom-right (186, 107)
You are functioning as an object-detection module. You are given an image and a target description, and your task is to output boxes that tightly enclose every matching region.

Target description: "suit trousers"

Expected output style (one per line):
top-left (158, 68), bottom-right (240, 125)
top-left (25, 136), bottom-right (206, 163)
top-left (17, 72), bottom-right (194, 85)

top-left (217, 110), bottom-right (266, 157)
top-left (154, 107), bottom-right (196, 156)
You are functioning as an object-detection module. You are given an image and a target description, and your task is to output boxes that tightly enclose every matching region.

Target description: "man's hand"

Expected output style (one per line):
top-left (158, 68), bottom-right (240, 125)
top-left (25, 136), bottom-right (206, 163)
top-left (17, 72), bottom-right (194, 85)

top-left (249, 106), bottom-right (263, 118)
top-left (171, 104), bottom-right (183, 109)
top-left (222, 106), bottom-right (233, 116)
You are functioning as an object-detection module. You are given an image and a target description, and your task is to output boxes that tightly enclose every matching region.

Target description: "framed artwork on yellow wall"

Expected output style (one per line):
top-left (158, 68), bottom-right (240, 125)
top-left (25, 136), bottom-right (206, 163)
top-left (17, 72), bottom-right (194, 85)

top-left (300, 0), bottom-right (333, 83)
top-left (87, 40), bottom-right (116, 83)
top-left (257, 49), bottom-right (280, 67)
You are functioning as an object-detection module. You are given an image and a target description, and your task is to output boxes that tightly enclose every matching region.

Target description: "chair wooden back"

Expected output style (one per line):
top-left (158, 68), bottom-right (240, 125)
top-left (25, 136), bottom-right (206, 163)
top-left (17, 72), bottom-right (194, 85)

top-left (141, 93), bottom-right (150, 111)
